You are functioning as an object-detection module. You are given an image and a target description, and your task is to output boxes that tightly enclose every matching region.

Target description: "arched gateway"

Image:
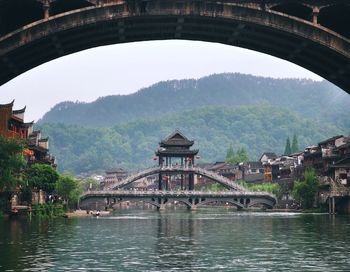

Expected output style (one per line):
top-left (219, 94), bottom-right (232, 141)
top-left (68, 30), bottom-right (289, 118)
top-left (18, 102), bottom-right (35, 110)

top-left (0, 0), bottom-right (349, 92)
top-left (81, 131), bottom-right (277, 210)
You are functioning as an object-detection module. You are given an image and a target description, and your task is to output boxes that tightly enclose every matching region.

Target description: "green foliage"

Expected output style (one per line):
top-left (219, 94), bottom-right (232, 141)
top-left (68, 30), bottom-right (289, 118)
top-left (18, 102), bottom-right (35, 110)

top-left (38, 73), bottom-right (350, 131)
top-left (195, 183), bottom-right (226, 192)
top-left (20, 186), bottom-right (32, 205)
top-left (55, 174), bottom-right (80, 207)
top-left (26, 164), bottom-right (59, 193)
top-left (292, 168), bottom-right (319, 209)
top-left (0, 136), bottom-right (26, 191)
top-left (291, 134), bottom-right (299, 153)
top-left (240, 181), bottom-right (281, 197)
top-left (39, 104), bottom-right (344, 174)
top-left (79, 178), bottom-right (100, 192)
top-left (30, 203), bottom-right (65, 218)
top-left (284, 137), bottom-right (292, 156)
top-left (226, 146), bottom-right (249, 164)
top-left (226, 144), bottom-right (235, 160)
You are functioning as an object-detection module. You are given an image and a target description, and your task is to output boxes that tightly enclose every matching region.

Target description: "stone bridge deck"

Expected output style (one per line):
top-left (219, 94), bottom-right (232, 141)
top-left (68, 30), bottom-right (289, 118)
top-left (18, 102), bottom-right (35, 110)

top-left (80, 189), bottom-right (277, 209)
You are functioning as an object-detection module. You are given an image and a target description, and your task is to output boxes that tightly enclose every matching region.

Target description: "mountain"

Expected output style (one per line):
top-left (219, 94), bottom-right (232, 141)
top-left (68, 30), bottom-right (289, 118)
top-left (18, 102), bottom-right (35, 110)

top-left (40, 105), bottom-right (344, 174)
top-left (38, 73), bottom-right (350, 130)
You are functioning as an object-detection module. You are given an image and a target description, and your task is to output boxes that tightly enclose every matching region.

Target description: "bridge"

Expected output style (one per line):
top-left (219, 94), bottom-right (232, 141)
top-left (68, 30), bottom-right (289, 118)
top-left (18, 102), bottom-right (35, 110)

top-left (81, 164), bottom-right (277, 210)
top-left (0, 0), bottom-right (350, 93)
top-left (80, 189), bottom-right (277, 210)
top-left (110, 165), bottom-right (248, 191)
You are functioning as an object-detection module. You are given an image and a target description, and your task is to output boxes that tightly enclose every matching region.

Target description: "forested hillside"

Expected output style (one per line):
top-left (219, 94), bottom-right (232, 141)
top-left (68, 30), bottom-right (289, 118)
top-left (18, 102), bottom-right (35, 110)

top-left (40, 105), bottom-right (344, 174)
top-left (39, 73), bottom-right (350, 130)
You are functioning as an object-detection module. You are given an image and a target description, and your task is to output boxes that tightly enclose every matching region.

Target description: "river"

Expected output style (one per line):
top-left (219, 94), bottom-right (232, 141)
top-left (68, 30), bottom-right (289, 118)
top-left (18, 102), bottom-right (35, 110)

top-left (1, 208), bottom-right (350, 271)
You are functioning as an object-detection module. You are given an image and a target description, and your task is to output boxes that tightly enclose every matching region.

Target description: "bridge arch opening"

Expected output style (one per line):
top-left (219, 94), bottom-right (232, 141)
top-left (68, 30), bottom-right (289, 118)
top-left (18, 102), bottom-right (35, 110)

top-left (270, 3), bottom-right (312, 21)
top-left (319, 4), bottom-right (350, 39)
top-left (0, 0), bottom-right (43, 36)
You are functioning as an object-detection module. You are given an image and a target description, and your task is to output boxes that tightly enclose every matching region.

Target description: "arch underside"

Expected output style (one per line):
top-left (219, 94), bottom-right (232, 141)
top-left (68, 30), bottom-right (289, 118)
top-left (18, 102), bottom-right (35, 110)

top-left (0, 4), bottom-right (349, 93)
top-left (82, 196), bottom-right (275, 209)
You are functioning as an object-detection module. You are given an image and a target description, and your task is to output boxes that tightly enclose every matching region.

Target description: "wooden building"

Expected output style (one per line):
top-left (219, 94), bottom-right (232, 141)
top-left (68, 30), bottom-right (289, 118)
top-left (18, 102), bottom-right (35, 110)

top-left (0, 100), bottom-right (56, 167)
top-left (102, 167), bottom-right (128, 189)
top-left (156, 130), bottom-right (199, 190)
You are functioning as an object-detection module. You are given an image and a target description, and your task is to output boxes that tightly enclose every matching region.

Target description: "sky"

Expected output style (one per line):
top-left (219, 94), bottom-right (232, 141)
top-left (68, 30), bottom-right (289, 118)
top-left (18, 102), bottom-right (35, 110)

top-left (0, 40), bottom-right (323, 122)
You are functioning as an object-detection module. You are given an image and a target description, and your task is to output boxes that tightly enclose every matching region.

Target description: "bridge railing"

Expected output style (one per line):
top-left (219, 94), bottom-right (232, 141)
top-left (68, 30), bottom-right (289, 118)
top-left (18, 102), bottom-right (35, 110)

top-left (110, 165), bottom-right (251, 192)
top-left (81, 189), bottom-right (277, 200)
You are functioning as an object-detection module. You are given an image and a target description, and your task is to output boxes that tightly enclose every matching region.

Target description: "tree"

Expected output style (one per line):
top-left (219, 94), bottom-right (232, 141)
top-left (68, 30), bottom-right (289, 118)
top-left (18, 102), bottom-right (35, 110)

top-left (291, 134), bottom-right (299, 153)
top-left (26, 164), bottom-right (59, 193)
top-left (292, 168), bottom-right (319, 209)
top-left (226, 144), bottom-right (235, 160)
top-left (80, 178), bottom-right (100, 192)
top-left (226, 146), bottom-right (249, 164)
top-left (284, 137), bottom-right (292, 156)
top-left (55, 174), bottom-right (80, 207)
top-left (237, 147), bottom-right (249, 163)
top-left (0, 136), bottom-right (26, 191)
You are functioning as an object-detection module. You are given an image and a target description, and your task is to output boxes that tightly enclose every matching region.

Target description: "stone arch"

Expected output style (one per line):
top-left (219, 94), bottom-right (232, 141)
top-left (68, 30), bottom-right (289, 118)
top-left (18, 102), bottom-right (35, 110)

top-left (0, 2), bottom-right (350, 92)
top-left (0, 0), bottom-right (43, 35)
top-left (50, 0), bottom-right (95, 16)
top-left (110, 198), bottom-right (162, 209)
top-left (270, 3), bottom-right (312, 21)
top-left (198, 199), bottom-right (244, 209)
top-left (247, 199), bottom-right (274, 209)
top-left (319, 4), bottom-right (350, 39)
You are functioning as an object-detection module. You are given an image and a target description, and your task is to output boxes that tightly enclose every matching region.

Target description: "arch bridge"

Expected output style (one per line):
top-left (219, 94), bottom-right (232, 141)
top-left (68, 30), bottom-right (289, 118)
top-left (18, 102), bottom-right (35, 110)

top-left (81, 165), bottom-right (277, 210)
top-left (80, 190), bottom-right (277, 210)
top-left (110, 165), bottom-right (247, 191)
top-left (0, 0), bottom-right (350, 93)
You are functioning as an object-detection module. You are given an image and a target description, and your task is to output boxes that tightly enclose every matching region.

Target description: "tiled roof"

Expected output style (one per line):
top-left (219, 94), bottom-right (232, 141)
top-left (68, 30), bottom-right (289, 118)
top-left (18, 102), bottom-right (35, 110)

top-left (0, 99), bottom-right (14, 108)
top-left (160, 130), bottom-right (194, 146)
top-left (12, 106), bottom-right (26, 114)
top-left (330, 157), bottom-right (350, 168)
top-left (318, 135), bottom-right (344, 146)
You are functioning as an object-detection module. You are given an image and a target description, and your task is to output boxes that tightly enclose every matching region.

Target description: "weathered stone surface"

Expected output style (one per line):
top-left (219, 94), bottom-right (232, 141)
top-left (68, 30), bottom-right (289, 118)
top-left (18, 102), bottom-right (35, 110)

top-left (0, 0), bottom-right (349, 93)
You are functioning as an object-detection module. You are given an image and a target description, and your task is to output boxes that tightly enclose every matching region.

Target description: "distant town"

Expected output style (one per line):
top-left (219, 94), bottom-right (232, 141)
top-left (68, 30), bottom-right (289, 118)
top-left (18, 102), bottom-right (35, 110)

top-left (1, 100), bottom-right (350, 215)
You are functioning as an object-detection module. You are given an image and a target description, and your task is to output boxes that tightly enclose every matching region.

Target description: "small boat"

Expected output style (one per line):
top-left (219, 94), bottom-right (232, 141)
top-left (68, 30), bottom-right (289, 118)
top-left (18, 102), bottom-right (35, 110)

top-left (91, 210), bottom-right (110, 217)
top-left (91, 210), bottom-right (100, 217)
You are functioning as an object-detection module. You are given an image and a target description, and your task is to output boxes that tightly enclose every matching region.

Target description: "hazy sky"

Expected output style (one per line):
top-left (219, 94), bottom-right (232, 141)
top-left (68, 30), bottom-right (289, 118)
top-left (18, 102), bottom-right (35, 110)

top-left (0, 40), bottom-right (323, 122)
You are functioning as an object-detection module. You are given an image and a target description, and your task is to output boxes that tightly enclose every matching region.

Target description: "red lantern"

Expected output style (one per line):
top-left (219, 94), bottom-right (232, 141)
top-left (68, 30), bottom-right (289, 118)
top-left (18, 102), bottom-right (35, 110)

top-left (153, 156), bottom-right (158, 161)
top-left (196, 155), bottom-right (201, 160)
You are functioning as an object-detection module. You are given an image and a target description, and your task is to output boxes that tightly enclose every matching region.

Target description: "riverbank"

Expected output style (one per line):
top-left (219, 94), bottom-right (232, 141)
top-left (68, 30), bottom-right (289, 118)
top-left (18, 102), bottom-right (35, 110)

top-left (64, 209), bottom-right (111, 218)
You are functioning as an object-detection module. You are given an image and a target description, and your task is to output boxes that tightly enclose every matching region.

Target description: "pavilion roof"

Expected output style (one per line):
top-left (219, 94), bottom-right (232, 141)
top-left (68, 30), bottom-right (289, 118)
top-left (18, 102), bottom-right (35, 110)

top-left (160, 130), bottom-right (194, 147)
top-left (155, 148), bottom-right (199, 156)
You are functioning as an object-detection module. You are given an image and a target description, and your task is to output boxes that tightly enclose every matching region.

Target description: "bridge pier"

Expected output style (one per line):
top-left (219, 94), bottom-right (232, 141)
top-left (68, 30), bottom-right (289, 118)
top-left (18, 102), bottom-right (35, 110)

top-left (329, 196), bottom-right (336, 214)
top-left (312, 7), bottom-right (319, 25)
top-left (43, 0), bottom-right (50, 19)
top-left (157, 204), bottom-right (165, 211)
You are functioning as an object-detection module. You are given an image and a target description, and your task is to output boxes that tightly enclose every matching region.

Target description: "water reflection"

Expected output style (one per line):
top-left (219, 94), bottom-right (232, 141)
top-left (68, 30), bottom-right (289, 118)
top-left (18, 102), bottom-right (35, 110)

top-left (0, 209), bottom-right (350, 271)
top-left (155, 212), bottom-right (198, 270)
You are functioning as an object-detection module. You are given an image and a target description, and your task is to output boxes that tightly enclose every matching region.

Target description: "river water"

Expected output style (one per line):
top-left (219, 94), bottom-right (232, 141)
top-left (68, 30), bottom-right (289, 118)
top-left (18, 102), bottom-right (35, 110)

top-left (1, 208), bottom-right (350, 271)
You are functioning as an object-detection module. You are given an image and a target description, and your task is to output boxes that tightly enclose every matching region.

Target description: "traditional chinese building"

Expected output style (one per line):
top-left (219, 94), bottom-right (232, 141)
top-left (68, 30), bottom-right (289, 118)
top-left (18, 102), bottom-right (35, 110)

top-left (0, 100), bottom-right (56, 167)
top-left (0, 100), bottom-right (32, 139)
top-left (102, 167), bottom-right (128, 189)
top-left (155, 130), bottom-right (199, 190)
top-left (196, 162), bottom-right (241, 185)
